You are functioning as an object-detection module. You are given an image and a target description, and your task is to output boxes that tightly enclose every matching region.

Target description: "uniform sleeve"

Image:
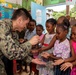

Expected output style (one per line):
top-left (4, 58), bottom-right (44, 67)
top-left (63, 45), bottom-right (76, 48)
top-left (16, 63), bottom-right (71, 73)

top-left (0, 24), bottom-right (32, 60)
top-left (23, 55), bottom-right (32, 64)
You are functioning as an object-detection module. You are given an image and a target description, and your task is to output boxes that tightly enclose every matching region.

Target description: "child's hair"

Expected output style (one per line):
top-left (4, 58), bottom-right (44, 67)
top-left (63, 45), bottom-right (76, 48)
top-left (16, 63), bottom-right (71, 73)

top-left (57, 16), bottom-right (66, 24)
top-left (30, 19), bottom-right (36, 25)
top-left (58, 16), bottom-right (66, 21)
top-left (57, 18), bottom-right (70, 31)
top-left (36, 24), bottom-right (44, 31)
top-left (46, 18), bottom-right (57, 26)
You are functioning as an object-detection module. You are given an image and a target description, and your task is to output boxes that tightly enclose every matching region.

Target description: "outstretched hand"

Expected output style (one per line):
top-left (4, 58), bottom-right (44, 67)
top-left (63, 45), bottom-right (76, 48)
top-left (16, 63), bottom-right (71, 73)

top-left (53, 59), bottom-right (64, 66)
top-left (32, 58), bottom-right (46, 65)
top-left (60, 62), bottom-right (73, 71)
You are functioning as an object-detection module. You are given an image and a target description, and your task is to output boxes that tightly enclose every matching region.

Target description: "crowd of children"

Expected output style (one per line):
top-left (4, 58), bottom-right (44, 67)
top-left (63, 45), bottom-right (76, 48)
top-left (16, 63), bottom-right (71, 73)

top-left (14, 15), bottom-right (76, 75)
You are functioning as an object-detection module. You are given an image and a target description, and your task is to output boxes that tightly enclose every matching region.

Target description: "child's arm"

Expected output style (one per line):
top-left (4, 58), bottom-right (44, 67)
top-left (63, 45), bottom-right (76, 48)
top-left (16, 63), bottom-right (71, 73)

top-left (39, 35), bottom-right (56, 52)
top-left (72, 60), bottom-right (76, 66)
top-left (60, 60), bottom-right (76, 71)
top-left (49, 53), bottom-right (62, 60)
top-left (40, 34), bottom-right (45, 45)
top-left (41, 52), bottom-right (62, 60)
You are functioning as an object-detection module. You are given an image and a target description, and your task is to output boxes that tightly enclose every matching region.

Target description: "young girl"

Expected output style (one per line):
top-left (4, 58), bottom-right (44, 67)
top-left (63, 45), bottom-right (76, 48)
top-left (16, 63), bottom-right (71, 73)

top-left (55, 24), bottom-right (76, 75)
top-left (37, 18), bottom-right (57, 75)
top-left (67, 25), bottom-right (76, 75)
top-left (42, 19), bottom-right (71, 75)
top-left (57, 16), bottom-right (71, 39)
top-left (32, 24), bottom-right (44, 58)
top-left (30, 24), bottom-right (44, 75)
top-left (36, 24), bottom-right (44, 42)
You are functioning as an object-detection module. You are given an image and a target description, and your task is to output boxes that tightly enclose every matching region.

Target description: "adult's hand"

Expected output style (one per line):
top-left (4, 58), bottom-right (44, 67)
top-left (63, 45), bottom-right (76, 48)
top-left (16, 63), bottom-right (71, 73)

top-left (29, 35), bottom-right (40, 45)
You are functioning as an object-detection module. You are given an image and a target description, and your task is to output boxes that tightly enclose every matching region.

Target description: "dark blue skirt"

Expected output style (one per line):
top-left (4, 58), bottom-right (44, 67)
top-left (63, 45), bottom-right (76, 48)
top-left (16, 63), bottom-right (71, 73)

top-left (54, 65), bottom-right (71, 75)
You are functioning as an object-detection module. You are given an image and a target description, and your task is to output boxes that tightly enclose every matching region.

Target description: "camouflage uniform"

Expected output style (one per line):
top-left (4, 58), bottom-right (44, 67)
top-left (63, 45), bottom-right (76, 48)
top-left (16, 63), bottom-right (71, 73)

top-left (0, 19), bottom-right (32, 75)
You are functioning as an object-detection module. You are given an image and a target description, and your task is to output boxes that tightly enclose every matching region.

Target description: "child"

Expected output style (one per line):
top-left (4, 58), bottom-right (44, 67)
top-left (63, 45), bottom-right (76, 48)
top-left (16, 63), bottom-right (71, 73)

top-left (42, 19), bottom-right (71, 75)
top-left (55, 24), bottom-right (76, 75)
top-left (32, 24), bottom-right (44, 58)
top-left (37, 18), bottom-right (57, 75)
top-left (30, 24), bottom-right (44, 75)
top-left (24, 19), bottom-right (36, 40)
top-left (24, 19), bottom-right (37, 74)
top-left (36, 24), bottom-right (44, 41)
top-left (68, 24), bottom-right (76, 75)
top-left (57, 16), bottom-right (71, 39)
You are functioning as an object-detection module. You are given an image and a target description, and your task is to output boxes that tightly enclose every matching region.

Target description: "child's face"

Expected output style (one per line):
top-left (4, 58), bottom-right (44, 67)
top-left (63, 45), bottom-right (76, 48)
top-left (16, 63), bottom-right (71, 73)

top-left (27, 24), bottom-right (30, 30)
top-left (56, 26), bottom-right (67, 41)
top-left (71, 26), bottom-right (76, 42)
top-left (36, 26), bottom-right (43, 36)
top-left (29, 21), bottom-right (36, 31)
top-left (46, 22), bottom-right (54, 34)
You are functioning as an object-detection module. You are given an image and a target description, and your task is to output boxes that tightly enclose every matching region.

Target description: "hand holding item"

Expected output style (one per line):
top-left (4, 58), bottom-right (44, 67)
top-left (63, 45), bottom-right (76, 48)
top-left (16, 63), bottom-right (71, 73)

top-left (29, 35), bottom-right (40, 45)
top-left (32, 58), bottom-right (46, 65)
top-left (53, 59), bottom-right (64, 66)
top-left (60, 62), bottom-right (73, 71)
